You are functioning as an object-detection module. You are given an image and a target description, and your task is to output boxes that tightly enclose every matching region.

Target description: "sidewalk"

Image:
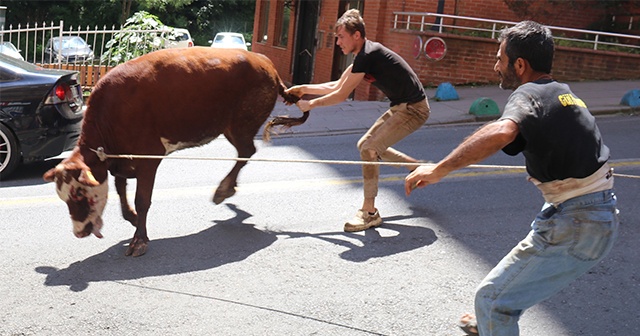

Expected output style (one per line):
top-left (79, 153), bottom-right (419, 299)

top-left (270, 80), bottom-right (640, 136)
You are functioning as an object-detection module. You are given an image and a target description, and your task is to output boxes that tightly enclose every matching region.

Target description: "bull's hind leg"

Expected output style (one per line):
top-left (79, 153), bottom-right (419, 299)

top-left (115, 176), bottom-right (138, 226)
top-left (213, 129), bottom-right (256, 204)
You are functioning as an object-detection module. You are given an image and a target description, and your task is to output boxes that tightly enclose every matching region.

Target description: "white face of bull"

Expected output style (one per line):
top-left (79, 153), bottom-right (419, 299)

top-left (50, 164), bottom-right (109, 238)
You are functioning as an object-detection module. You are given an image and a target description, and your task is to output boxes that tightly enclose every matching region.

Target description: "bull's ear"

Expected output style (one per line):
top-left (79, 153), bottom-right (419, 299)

top-left (43, 166), bottom-right (59, 182)
top-left (79, 169), bottom-right (100, 186)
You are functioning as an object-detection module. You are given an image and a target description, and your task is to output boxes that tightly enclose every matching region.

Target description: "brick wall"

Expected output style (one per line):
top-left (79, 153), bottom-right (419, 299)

top-left (359, 0), bottom-right (640, 101)
top-left (253, 0), bottom-right (640, 102)
top-left (251, 0), bottom-right (296, 84)
top-left (455, 0), bottom-right (606, 29)
top-left (553, 47), bottom-right (640, 81)
top-left (312, 0), bottom-right (339, 84)
top-left (379, 30), bottom-right (640, 100)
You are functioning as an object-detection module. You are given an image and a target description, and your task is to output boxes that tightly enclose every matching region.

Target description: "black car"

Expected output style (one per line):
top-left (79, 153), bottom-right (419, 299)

top-left (0, 53), bottom-right (84, 179)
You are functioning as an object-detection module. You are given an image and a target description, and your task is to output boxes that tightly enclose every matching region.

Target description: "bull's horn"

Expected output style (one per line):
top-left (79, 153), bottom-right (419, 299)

top-left (80, 169), bottom-right (100, 186)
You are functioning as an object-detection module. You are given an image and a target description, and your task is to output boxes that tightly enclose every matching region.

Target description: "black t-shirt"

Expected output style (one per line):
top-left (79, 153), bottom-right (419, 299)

top-left (352, 40), bottom-right (426, 106)
top-left (500, 79), bottom-right (609, 182)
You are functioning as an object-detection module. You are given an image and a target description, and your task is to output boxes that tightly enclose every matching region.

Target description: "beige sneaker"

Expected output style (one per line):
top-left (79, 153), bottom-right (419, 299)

top-left (344, 209), bottom-right (383, 232)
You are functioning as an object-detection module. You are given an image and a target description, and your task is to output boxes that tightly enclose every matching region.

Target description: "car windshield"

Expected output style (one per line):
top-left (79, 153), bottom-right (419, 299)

top-left (52, 37), bottom-right (87, 50)
top-left (0, 42), bottom-right (18, 52)
top-left (214, 35), bottom-right (244, 45)
top-left (175, 33), bottom-right (190, 41)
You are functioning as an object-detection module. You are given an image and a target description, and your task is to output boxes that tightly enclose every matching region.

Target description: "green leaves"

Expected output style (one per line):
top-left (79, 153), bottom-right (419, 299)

top-left (100, 11), bottom-right (165, 65)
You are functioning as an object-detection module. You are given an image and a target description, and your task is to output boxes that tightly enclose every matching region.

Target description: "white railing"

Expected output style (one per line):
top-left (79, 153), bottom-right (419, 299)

top-left (0, 21), bottom-right (165, 65)
top-left (0, 21), bottom-right (170, 87)
top-left (393, 12), bottom-right (640, 52)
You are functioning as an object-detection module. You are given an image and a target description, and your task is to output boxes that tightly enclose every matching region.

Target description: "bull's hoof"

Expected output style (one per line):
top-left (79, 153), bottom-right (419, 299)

top-left (213, 187), bottom-right (236, 204)
top-left (125, 238), bottom-right (148, 257)
top-left (123, 211), bottom-right (138, 226)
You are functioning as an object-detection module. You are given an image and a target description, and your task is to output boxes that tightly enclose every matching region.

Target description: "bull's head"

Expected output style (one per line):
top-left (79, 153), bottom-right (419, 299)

top-left (43, 163), bottom-right (108, 239)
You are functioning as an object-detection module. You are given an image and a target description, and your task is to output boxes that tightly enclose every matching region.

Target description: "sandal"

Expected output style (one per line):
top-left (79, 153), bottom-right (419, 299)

top-left (458, 313), bottom-right (479, 336)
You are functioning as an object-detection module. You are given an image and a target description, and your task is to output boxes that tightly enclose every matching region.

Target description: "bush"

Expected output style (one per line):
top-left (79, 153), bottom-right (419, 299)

top-left (100, 11), bottom-right (166, 65)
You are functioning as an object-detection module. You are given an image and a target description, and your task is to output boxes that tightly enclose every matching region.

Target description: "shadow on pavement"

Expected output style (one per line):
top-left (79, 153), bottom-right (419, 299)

top-left (36, 204), bottom-right (276, 291)
top-left (283, 220), bottom-right (438, 263)
top-left (35, 204), bottom-right (437, 292)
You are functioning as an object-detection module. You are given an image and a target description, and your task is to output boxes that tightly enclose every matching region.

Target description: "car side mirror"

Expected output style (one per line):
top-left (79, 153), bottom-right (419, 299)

top-left (246, 42), bottom-right (252, 47)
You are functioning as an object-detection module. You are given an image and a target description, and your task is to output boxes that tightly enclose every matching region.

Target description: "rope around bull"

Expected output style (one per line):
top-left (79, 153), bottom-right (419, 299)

top-left (90, 147), bottom-right (640, 179)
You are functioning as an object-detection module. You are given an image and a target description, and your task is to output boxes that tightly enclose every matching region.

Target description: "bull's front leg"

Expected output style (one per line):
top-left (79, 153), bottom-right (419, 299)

top-left (115, 176), bottom-right (137, 226)
top-left (125, 162), bottom-right (159, 257)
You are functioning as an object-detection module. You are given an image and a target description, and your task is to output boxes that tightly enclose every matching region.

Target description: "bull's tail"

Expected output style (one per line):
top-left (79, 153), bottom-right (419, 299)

top-left (262, 81), bottom-right (310, 141)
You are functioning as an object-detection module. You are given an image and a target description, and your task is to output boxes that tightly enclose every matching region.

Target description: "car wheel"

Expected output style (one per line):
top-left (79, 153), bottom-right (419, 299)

top-left (0, 123), bottom-right (21, 180)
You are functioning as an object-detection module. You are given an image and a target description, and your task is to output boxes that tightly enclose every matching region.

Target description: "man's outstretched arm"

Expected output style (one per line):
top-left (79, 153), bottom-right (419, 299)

top-left (405, 119), bottom-right (519, 195)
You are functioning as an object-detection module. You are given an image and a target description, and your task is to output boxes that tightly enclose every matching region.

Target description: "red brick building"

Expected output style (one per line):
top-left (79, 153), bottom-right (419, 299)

top-left (252, 0), bottom-right (640, 101)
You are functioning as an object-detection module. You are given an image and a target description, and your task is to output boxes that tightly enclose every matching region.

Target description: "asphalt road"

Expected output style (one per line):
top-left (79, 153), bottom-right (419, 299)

top-left (1, 114), bottom-right (639, 335)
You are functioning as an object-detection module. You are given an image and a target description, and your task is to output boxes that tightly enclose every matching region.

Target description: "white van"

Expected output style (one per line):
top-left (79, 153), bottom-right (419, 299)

top-left (209, 32), bottom-right (250, 51)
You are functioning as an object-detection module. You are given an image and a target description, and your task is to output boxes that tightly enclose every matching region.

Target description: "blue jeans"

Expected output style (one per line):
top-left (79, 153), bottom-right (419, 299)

top-left (474, 189), bottom-right (619, 336)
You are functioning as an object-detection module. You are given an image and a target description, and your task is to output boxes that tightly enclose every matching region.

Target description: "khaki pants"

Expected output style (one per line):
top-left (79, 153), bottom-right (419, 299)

top-left (357, 99), bottom-right (430, 198)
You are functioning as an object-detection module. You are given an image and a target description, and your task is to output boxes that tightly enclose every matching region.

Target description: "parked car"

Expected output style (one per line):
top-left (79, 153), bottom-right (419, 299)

top-left (0, 53), bottom-right (84, 179)
top-left (209, 32), bottom-right (250, 51)
top-left (161, 27), bottom-right (194, 49)
top-left (0, 42), bottom-right (25, 61)
top-left (44, 36), bottom-right (94, 64)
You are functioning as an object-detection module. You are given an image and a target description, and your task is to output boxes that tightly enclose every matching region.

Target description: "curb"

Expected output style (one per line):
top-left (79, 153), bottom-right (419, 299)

top-left (264, 102), bottom-right (638, 139)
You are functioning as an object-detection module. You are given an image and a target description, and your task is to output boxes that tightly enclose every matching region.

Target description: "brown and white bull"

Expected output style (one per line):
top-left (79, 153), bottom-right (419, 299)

top-left (43, 47), bottom-right (305, 257)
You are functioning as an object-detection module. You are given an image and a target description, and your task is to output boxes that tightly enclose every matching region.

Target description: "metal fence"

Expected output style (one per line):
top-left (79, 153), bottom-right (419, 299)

top-left (0, 21), bottom-right (166, 88)
top-left (393, 12), bottom-right (640, 53)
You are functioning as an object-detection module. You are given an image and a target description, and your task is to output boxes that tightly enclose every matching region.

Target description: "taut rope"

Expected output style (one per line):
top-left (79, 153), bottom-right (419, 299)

top-left (89, 147), bottom-right (640, 179)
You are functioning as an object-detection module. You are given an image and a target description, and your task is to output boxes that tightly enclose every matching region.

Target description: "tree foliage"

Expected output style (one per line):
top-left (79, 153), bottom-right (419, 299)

top-left (99, 11), bottom-right (166, 65)
top-left (0, 0), bottom-right (256, 45)
top-left (1, 0), bottom-right (121, 28)
top-left (119, 0), bottom-right (193, 25)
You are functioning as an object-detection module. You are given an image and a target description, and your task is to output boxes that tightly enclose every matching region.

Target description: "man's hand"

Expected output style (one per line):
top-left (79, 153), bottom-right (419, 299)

top-left (284, 86), bottom-right (305, 103)
top-left (404, 165), bottom-right (445, 196)
top-left (296, 100), bottom-right (311, 112)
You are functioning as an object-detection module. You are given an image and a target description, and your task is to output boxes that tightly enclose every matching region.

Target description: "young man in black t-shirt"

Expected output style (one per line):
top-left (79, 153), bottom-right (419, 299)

top-left (286, 9), bottom-right (430, 232)
top-left (405, 21), bottom-right (618, 336)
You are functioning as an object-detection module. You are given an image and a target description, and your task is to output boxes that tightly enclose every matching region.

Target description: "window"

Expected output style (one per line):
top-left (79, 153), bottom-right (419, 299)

top-left (275, 1), bottom-right (291, 47)
top-left (258, 0), bottom-right (270, 43)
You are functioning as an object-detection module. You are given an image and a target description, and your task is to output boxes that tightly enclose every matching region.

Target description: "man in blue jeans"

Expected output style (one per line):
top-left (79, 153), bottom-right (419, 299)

top-left (405, 21), bottom-right (619, 335)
